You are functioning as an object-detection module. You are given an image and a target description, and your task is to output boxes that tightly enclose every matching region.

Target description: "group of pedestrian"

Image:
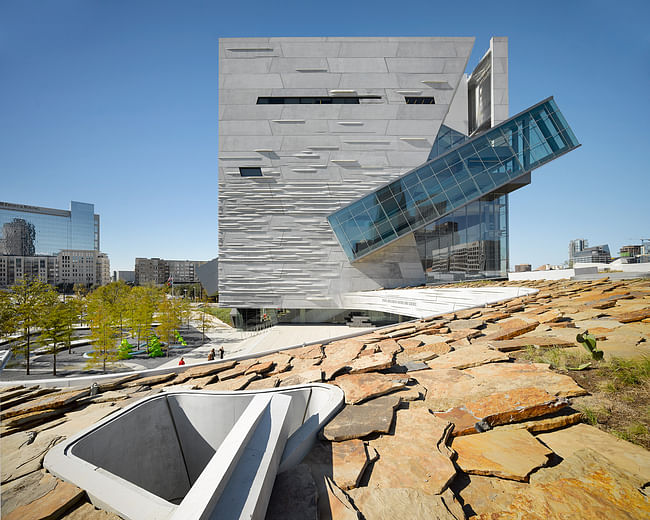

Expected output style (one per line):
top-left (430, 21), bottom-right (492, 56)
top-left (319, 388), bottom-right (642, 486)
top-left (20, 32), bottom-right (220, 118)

top-left (207, 346), bottom-right (225, 361)
top-left (178, 346), bottom-right (224, 366)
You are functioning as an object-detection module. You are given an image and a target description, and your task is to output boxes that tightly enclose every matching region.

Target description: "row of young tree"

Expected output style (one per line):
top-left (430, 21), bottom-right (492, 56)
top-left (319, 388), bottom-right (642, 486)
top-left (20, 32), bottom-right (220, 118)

top-left (0, 279), bottom-right (193, 376)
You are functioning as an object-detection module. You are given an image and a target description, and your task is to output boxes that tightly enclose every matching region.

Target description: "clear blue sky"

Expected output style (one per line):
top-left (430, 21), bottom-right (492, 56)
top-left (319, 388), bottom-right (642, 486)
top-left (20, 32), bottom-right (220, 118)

top-left (2, 0), bottom-right (648, 272)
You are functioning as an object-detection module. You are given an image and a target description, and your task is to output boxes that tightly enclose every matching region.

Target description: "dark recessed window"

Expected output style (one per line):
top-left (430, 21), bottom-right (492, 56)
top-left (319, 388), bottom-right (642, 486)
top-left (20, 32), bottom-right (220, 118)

top-left (239, 167), bottom-right (263, 177)
top-left (405, 97), bottom-right (436, 104)
top-left (257, 96), bottom-right (381, 105)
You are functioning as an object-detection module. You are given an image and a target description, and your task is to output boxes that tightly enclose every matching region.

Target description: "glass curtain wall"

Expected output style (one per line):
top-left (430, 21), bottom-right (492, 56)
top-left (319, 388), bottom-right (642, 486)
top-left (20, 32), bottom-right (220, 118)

top-left (327, 98), bottom-right (580, 262)
top-left (414, 193), bottom-right (507, 282)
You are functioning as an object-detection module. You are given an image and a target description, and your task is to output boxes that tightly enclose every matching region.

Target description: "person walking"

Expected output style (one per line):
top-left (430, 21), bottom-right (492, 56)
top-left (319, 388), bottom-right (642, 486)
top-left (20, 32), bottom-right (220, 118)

top-left (218, 346), bottom-right (225, 359)
top-left (207, 348), bottom-right (215, 361)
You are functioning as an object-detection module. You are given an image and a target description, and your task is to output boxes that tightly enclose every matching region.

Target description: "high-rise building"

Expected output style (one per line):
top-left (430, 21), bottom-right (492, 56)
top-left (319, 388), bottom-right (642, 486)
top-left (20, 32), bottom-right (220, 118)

top-left (573, 245), bottom-right (611, 264)
top-left (568, 238), bottom-right (588, 264)
top-left (0, 201), bottom-right (109, 288)
top-left (218, 37), bottom-right (580, 324)
top-left (0, 201), bottom-right (100, 255)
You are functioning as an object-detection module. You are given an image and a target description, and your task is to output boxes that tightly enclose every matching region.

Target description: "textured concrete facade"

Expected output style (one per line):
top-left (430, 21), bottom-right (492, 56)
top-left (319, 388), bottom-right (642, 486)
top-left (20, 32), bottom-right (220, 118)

top-left (218, 37), bottom-right (506, 309)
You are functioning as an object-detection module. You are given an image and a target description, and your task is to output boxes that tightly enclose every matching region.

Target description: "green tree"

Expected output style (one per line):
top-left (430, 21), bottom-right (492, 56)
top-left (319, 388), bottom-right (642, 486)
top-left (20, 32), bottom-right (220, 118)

top-left (127, 285), bottom-right (160, 348)
top-left (10, 278), bottom-right (51, 375)
top-left (73, 283), bottom-right (88, 325)
top-left (86, 286), bottom-right (119, 372)
top-left (39, 290), bottom-right (69, 376)
top-left (101, 281), bottom-right (131, 342)
top-left (197, 296), bottom-right (213, 343)
top-left (157, 294), bottom-right (181, 357)
top-left (0, 289), bottom-right (16, 343)
top-left (63, 297), bottom-right (81, 354)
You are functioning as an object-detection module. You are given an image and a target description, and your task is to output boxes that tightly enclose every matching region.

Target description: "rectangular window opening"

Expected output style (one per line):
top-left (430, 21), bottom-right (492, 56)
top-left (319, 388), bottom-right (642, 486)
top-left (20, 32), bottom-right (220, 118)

top-left (257, 96), bottom-right (381, 105)
top-left (405, 97), bottom-right (436, 104)
top-left (239, 167), bottom-right (263, 177)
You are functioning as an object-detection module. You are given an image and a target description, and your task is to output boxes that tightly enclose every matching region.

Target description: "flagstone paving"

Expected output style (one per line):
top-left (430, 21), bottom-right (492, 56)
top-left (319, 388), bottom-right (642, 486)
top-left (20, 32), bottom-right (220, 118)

top-left (1, 277), bottom-right (650, 519)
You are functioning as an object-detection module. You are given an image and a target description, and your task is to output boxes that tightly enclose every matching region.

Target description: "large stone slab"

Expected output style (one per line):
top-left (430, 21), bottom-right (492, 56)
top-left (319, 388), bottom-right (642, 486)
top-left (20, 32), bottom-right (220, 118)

top-left (452, 428), bottom-right (552, 481)
top-left (287, 343), bottom-right (323, 360)
top-left (0, 389), bottom-right (89, 420)
top-left (203, 372), bottom-right (259, 391)
top-left (466, 449), bottom-right (650, 519)
top-left (304, 439), bottom-right (369, 490)
top-left (124, 373), bottom-right (175, 388)
top-left (2, 432), bottom-right (63, 484)
top-left (174, 360), bottom-right (237, 383)
top-left (321, 340), bottom-right (366, 380)
top-left (397, 342), bottom-right (451, 363)
top-left (348, 352), bottom-right (393, 374)
top-left (485, 336), bottom-right (574, 352)
top-left (333, 373), bottom-right (407, 404)
top-left (464, 362), bottom-right (588, 398)
top-left (397, 338), bottom-right (424, 349)
top-left (321, 476), bottom-right (360, 520)
top-left (278, 368), bottom-right (323, 386)
top-left (434, 387), bottom-right (568, 436)
top-left (482, 317), bottom-right (540, 341)
top-left (217, 359), bottom-right (259, 380)
top-left (265, 464), bottom-right (318, 520)
top-left (494, 406), bottom-right (583, 434)
top-left (245, 376), bottom-right (279, 390)
top-left (447, 318), bottom-right (484, 331)
top-left (612, 306), bottom-right (650, 323)
top-left (4, 479), bottom-right (84, 520)
top-left (347, 487), bottom-right (464, 520)
top-left (376, 339), bottom-right (402, 358)
top-left (1, 470), bottom-right (57, 518)
top-left (321, 395), bottom-right (400, 441)
top-left (368, 408), bottom-right (456, 495)
top-left (425, 346), bottom-right (509, 370)
top-left (42, 403), bottom-right (119, 440)
top-left (536, 423), bottom-right (650, 486)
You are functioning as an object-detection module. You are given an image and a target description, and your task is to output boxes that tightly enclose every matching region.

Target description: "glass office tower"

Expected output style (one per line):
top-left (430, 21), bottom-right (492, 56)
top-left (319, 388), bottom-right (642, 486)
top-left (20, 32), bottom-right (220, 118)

top-left (0, 201), bottom-right (100, 256)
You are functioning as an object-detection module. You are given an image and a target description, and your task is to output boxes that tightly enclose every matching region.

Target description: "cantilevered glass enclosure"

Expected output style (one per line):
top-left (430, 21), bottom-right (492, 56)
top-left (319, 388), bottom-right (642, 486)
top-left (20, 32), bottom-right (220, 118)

top-left (327, 97), bottom-right (580, 261)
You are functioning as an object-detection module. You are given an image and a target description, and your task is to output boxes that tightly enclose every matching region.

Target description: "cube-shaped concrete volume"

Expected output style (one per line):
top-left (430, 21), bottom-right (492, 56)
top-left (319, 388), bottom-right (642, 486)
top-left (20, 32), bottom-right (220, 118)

top-left (44, 384), bottom-right (344, 520)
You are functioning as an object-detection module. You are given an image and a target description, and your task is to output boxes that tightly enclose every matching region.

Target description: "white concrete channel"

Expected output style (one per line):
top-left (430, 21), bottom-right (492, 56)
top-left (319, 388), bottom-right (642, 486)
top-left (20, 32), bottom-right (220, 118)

top-left (44, 384), bottom-right (343, 520)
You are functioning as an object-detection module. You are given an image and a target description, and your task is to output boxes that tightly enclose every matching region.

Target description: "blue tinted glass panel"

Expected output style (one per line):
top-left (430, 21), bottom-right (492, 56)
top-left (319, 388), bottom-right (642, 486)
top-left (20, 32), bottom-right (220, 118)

top-left (328, 98), bottom-right (580, 261)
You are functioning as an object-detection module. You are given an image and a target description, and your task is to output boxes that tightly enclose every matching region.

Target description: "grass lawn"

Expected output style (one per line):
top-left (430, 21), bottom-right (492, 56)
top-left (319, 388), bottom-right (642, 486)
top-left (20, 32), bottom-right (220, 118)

top-left (200, 305), bottom-right (233, 326)
top-left (515, 346), bottom-right (650, 449)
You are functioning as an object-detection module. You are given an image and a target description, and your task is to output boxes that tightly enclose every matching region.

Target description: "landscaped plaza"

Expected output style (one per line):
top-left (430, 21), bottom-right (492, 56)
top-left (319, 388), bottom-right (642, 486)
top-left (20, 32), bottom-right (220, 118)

top-left (1, 276), bottom-right (649, 518)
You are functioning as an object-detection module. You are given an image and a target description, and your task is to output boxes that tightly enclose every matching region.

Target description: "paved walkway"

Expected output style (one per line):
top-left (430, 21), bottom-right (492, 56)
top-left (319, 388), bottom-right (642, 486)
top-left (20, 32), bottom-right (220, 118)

top-left (157, 323), bottom-right (375, 369)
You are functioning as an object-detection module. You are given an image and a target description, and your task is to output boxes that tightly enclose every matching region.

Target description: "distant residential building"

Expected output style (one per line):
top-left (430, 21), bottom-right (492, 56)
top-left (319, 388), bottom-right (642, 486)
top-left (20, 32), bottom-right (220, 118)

top-left (135, 258), bottom-right (207, 285)
top-left (568, 238), bottom-right (588, 264)
top-left (0, 250), bottom-right (109, 288)
top-left (0, 201), bottom-right (100, 255)
top-left (114, 270), bottom-right (135, 283)
top-left (573, 244), bottom-right (611, 264)
top-left (514, 264), bottom-right (531, 272)
top-left (0, 256), bottom-right (57, 287)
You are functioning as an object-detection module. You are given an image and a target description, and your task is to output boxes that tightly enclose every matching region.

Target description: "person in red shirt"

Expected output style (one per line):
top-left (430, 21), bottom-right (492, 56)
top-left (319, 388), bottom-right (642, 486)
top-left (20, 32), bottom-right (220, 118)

top-left (178, 357), bottom-right (185, 366)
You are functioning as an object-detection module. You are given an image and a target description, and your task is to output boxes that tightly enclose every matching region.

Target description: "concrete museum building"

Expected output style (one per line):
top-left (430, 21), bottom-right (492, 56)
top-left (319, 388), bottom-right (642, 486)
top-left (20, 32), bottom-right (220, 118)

top-left (218, 37), bottom-right (579, 325)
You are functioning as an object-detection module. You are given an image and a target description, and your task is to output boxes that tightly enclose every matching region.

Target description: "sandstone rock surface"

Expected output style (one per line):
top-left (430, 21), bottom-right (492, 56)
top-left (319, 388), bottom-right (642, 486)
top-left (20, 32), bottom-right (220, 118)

top-left (425, 346), bottom-right (509, 370)
top-left (321, 395), bottom-right (400, 441)
top-left (452, 428), bottom-right (552, 481)
top-left (334, 373), bottom-right (407, 404)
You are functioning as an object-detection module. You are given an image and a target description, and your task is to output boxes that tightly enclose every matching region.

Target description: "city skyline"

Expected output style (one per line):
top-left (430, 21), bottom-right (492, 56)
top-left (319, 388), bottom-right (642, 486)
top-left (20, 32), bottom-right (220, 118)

top-left (2, 0), bottom-right (648, 271)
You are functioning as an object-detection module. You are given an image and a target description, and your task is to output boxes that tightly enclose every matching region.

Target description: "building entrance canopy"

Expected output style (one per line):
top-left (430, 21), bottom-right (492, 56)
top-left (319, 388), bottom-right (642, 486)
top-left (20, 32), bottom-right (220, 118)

top-left (327, 97), bottom-right (580, 261)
